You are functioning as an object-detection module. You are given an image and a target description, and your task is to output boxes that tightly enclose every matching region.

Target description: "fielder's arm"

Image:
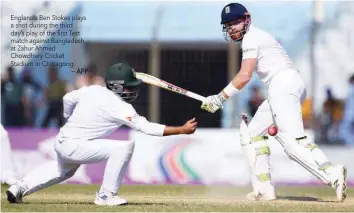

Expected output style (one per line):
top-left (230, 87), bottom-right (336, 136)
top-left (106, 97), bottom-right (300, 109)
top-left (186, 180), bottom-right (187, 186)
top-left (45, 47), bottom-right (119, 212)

top-left (119, 105), bottom-right (197, 136)
top-left (62, 86), bottom-right (87, 119)
top-left (122, 114), bottom-right (197, 136)
top-left (162, 118), bottom-right (197, 136)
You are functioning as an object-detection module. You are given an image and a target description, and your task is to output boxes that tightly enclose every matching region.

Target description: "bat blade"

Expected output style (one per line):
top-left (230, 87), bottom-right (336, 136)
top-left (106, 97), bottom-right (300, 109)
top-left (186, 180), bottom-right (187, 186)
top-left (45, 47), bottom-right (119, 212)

top-left (135, 72), bottom-right (206, 102)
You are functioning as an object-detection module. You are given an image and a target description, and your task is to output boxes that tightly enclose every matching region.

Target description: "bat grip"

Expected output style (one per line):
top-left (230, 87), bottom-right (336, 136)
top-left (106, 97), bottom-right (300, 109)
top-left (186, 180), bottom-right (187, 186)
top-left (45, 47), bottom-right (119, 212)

top-left (186, 92), bottom-right (206, 102)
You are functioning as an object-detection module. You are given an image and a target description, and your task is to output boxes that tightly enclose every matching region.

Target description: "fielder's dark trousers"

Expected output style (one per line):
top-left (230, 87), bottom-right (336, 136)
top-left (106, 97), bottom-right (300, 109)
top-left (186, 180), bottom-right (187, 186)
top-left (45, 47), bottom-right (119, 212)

top-left (42, 100), bottom-right (64, 128)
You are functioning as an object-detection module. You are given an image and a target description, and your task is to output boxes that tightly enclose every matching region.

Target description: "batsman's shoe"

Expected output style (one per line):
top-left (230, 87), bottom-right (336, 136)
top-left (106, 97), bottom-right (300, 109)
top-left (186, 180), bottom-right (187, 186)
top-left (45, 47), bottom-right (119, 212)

top-left (246, 192), bottom-right (276, 201)
top-left (329, 164), bottom-right (347, 202)
top-left (6, 184), bottom-right (24, 204)
top-left (94, 191), bottom-right (127, 206)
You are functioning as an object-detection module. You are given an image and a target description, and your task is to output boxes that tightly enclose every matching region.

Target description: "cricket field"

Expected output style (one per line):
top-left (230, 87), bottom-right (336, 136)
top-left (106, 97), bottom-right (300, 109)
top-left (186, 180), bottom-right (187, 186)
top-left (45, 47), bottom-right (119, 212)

top-left (1, 184), bottom-right (353, 212)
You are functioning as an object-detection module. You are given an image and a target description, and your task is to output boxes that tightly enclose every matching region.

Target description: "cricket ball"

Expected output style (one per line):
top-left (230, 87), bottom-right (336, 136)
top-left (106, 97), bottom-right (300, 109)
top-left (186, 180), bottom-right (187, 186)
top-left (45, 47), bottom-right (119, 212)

top-left (268, 125), bottom-right (278, 136)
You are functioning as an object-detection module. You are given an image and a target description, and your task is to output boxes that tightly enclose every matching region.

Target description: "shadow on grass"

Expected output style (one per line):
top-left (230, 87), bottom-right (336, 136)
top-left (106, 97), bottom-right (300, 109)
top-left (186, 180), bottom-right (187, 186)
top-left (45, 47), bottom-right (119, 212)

top-left (277, 196), bottom-right (336, 203)
top-left (18, 201), bottom-right (168, 206)
top-left (125, 202), bottom-right (168, 206)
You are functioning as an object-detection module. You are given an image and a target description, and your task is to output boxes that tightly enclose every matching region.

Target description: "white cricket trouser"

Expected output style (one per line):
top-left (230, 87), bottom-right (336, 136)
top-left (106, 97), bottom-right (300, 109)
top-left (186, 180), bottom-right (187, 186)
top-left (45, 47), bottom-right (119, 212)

top-left (245, 69), bottom-right (332, 191)
top-left (1, 125), bottom-right (18, 183)
top-left (19, 136), bottom-right (135, 196)
top-left (249, 69), bottom-right (307, 138)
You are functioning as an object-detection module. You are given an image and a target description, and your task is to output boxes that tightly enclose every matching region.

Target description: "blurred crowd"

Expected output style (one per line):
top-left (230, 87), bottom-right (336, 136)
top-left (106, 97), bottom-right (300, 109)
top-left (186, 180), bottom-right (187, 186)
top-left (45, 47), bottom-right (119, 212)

top-left (1, 64), bottom-right (104, 128)
top-left (1, 64), bottom-right (353, 145)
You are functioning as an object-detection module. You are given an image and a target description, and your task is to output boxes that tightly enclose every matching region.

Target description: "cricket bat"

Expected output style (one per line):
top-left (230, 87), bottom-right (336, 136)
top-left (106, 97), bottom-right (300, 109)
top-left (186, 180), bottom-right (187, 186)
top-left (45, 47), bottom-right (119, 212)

top-left (135, 72), bottom-right (206, 102)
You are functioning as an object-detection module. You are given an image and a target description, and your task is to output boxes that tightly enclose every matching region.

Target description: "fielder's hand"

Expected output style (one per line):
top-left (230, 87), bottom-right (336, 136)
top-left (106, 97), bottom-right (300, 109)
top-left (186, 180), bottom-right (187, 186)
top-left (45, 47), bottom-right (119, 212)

top-left (181, 118), bottom-right (198, 134)
top-left (201, 93), bottom-right (226, 113)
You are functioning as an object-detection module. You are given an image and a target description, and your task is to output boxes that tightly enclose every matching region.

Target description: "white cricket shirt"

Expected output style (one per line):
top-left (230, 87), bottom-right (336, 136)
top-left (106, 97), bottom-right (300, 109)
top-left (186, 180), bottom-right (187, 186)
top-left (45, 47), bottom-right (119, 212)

top-left (241, 25), bottom-right (298, 85)
top-left (0, 124), bottom-right (8, 138)
top-left (59, 85), bottom-right (166, 140)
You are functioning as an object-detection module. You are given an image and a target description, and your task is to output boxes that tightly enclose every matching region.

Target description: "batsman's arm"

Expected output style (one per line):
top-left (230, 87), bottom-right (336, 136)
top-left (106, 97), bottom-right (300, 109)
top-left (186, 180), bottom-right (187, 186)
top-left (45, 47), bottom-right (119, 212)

top-left (221, 58), bottom-right (256, 99)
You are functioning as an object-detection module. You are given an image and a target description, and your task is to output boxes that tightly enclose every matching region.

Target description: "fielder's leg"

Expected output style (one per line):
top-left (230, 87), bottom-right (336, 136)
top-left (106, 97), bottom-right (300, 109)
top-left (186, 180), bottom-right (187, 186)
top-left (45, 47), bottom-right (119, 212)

top-left (6, 156), bottom-right (79, 203)
top-left (55, 138), bottom-right (135, 206)
top-left (1, 125), bottom-right (19, 185)
top-left (268, 71), bottom-right (347, 202)
top-left (240, 101), bottom-right (276, 201)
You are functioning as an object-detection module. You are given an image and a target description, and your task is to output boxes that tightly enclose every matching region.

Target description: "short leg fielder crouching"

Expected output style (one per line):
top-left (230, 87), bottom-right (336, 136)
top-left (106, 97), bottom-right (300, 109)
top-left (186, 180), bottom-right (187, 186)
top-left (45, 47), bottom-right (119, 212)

top-left (7, 63), bottom-right (198, 206)
top-left (9, 138), bottom-right (135, 206)
top-left (201, 3), bottom-right (347, 202)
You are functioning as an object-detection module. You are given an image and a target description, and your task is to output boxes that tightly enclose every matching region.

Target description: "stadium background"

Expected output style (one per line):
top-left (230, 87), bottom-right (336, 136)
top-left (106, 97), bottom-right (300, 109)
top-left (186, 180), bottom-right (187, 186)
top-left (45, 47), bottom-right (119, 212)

top-left (1, 0), bottom-right (354, 189)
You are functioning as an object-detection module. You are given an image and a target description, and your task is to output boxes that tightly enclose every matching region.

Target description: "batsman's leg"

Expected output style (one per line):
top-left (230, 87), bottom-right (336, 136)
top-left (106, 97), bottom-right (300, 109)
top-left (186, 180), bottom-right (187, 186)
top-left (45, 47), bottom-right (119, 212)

top-left (268, 72), bottom-right (347, 202)
top-left (240, 101), bottom-right (275, 201)
top-left (55, 138), bottom-right (135, 206)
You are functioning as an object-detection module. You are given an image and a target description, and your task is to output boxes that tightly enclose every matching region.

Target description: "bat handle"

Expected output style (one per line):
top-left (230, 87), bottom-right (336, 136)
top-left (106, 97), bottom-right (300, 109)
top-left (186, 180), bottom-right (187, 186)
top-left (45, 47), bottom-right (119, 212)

top-left (186, 92), bottom-right (206, 102)
top-left (198, 96), bottom-right (206, 102)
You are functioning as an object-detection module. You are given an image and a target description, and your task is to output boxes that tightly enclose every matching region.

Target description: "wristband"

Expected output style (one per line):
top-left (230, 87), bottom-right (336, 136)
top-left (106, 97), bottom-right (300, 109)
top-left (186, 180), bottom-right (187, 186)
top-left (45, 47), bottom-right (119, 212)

top-left (223, 83), bottom-right (240, 97)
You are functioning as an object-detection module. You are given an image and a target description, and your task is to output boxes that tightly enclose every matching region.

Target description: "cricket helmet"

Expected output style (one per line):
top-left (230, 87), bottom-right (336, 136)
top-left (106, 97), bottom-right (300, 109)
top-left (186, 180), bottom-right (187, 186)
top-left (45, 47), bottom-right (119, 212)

top-left (221, 3), bottom-right (251, 42)
top-left (105, 63), bottom-right (142, 102)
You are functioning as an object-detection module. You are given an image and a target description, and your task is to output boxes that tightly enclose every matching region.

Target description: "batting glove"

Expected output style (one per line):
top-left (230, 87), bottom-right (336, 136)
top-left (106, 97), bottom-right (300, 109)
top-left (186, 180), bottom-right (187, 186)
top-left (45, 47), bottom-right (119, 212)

top-left (201, 93), bottom-right (227, 113)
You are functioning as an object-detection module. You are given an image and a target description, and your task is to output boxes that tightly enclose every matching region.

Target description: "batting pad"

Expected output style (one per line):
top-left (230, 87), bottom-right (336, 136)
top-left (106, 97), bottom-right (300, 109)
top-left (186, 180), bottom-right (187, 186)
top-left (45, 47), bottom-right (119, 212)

top-left (274, 132), bottom-right (330, 185)
top-left (240, 119), bottom-right (272, 194)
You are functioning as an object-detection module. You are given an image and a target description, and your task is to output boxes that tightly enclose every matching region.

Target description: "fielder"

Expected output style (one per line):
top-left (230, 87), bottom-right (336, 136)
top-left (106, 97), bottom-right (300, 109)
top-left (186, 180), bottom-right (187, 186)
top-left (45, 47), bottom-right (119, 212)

top-left (7, 63), bottom-right (197, 206)
top-left (201, 3), bottom-right (347, 202)
top-left (1, 124), bottom-right (19, 185)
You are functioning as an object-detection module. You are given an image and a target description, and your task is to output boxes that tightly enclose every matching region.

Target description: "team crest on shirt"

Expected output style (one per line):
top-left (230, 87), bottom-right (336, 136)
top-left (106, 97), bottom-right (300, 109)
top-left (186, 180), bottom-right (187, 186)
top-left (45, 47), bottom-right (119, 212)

top-left (243, 48), bottom-right (256, 53)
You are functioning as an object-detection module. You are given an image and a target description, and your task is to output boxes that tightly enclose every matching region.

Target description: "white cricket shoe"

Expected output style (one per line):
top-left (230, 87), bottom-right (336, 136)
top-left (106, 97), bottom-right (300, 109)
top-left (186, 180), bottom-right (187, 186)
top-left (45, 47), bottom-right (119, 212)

top-left (246, 192), bottom-right (276, 201)
top-left (94, 191), bottom-right (127, 206)
top-left (4, 178), bottom-right (20, 185)
top-left (6, 184), bottom-right (24, 203)
top-left (329, 164), bottom-right (347, 202)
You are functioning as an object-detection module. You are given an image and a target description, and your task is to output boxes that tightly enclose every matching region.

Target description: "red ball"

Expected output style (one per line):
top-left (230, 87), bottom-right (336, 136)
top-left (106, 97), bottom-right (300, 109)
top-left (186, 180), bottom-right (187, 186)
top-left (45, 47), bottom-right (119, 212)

top-left (268, 125), bottom-right (278, 136)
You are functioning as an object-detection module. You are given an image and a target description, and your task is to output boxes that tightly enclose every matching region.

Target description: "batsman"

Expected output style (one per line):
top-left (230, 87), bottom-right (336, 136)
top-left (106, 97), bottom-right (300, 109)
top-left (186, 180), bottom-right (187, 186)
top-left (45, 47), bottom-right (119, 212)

top-left (201, 3), bottom-right (347, 202)
top-left (6, 63), bottom-right (197, 206)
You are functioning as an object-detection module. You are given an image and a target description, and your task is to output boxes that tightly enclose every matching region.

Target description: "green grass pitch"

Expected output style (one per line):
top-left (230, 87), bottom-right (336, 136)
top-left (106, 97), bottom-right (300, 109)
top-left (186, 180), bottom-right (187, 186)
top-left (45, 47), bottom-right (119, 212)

top-left (1, 184), bottom-right (353, 212)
